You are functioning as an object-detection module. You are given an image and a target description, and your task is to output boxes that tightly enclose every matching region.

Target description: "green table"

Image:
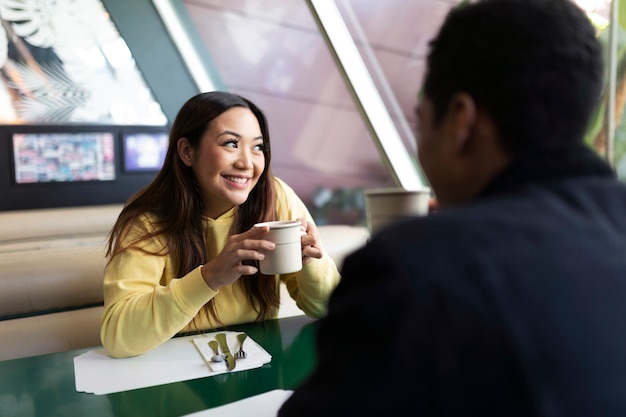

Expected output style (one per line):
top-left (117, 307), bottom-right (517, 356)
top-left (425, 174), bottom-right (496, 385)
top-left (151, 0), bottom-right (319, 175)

top-left (0, 315), bottom-right (318, 417)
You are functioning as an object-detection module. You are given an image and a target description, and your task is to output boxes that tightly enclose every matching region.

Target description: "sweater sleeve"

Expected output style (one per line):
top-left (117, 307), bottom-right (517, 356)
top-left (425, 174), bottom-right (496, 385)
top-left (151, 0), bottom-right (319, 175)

top-left (274, 178), bottom-right (341, 317)
top-left (100, 217), bottom-right (217, 358)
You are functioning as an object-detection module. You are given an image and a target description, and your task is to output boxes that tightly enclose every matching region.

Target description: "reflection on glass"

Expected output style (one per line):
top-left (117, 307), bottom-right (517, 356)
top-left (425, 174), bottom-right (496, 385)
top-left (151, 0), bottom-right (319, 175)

top-left (0, 0), bottom-right (167, 125)
top-left (308, 0), bottom-right (424, 191)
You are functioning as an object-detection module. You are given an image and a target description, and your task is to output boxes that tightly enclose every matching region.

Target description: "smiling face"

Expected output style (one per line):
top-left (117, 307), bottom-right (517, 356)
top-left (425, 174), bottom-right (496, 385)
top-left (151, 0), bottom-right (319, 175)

top-left (178, 106), bottom-right (265, 218)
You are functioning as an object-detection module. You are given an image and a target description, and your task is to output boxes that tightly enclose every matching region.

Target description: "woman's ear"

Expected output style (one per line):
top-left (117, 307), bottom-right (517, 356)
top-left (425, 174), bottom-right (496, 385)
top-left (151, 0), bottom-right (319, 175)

top-left (448, 92), bottom-right (477, 153)
top-left (177, 137), bottom-right (193, 167)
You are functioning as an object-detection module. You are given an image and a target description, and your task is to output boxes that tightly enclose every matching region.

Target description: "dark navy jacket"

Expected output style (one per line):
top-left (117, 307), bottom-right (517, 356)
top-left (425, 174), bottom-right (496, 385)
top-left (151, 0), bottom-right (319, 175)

top-left (279, 144), bottom-right (626, 416)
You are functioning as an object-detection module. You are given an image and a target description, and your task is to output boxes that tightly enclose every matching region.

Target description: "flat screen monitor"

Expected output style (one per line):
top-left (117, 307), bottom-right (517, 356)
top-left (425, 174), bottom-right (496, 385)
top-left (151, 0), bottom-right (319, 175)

top-left (122, 132), bottom-right (168, 172)
top-left (12, 132), bottom-right (116, 184)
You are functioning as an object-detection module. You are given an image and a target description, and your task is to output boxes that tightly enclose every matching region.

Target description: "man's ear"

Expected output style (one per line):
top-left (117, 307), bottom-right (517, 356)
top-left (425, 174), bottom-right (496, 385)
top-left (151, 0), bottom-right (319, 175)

top-left (177, 137), bottom-right (194, 167)
top-left (447, 92), bottom-right (477, 153)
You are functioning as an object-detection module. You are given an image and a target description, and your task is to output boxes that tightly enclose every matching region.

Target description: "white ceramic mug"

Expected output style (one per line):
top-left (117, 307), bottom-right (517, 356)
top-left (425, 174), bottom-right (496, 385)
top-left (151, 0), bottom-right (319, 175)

top-left (254, 220), bottom-right (303, 275)
top-left (364, 187), bottom-right (431, 235)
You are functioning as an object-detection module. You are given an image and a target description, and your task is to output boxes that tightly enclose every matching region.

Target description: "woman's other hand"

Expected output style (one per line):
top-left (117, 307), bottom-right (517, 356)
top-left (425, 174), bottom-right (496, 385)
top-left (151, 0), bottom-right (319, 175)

top-left (297, 218), bottom-right (324, 265)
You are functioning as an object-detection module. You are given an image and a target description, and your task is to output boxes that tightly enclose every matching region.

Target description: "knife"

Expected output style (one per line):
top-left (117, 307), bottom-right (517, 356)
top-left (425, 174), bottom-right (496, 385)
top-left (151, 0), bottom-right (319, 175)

top-left (215, 333), bottom-right (236, 371)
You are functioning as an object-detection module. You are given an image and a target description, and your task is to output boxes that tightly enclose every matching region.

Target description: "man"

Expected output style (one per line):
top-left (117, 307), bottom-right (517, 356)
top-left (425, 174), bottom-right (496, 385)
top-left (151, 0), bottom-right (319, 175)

top-left (279, 0), bottom-right (626, 415)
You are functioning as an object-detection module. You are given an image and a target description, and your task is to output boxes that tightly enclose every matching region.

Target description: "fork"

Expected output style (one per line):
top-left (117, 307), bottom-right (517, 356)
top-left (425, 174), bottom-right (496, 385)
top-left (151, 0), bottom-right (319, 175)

top-left (234, 333), bottom-right (248, 359)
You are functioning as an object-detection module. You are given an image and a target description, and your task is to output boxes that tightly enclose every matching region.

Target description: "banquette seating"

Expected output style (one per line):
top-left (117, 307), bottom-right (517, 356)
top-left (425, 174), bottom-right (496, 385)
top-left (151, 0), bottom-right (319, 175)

top-left (0, 205), bottom-right (368, 361)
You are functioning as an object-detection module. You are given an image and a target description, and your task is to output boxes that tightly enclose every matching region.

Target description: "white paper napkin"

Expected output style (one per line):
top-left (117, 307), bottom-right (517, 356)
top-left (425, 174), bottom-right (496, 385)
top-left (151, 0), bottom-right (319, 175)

top-left (73, 331), bottom-right (271, 395)
top-left (180, 389), bottom-right (293, 417)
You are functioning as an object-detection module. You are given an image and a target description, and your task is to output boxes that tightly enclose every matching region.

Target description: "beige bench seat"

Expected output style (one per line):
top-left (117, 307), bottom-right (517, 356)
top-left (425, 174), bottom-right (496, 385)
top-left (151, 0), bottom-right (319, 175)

top-left (0, 205), bottom-right (369, 361)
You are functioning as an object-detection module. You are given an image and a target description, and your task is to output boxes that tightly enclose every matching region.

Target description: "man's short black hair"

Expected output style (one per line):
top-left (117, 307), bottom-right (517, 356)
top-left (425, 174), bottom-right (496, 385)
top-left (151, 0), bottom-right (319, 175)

top-left (423, 0), bottom-right (604, 152)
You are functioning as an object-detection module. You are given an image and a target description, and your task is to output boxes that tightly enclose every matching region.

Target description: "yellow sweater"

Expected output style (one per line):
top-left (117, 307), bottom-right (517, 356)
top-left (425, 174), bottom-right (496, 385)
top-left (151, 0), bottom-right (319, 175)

top-left (101, 178), bottom-right (340, 358)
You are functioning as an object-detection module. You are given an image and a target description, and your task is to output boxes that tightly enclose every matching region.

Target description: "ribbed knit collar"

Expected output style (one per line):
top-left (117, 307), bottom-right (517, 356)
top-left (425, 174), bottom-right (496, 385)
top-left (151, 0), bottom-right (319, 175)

top-left (479, 142), bottom-right (615, 199)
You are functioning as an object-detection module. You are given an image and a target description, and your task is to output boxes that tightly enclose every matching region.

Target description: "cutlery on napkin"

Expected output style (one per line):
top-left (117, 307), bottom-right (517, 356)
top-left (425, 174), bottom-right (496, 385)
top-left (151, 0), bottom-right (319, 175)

top-left (215, 333), bottom-right (236, 371)
top-left (192, 331), bottom-right (271, 374)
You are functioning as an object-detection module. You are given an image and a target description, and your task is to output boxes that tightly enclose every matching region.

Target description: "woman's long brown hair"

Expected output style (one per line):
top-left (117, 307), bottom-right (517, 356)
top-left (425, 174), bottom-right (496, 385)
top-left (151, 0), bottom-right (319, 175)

top-left (106, 91), bottom-right (279, 328)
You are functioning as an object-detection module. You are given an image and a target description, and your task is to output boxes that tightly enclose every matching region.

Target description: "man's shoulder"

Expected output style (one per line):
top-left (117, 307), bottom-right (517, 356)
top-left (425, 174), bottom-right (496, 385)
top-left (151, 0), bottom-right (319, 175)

top-left (379, 198), bottom-right (514, 239)
top-left (360, 195), bottom-right (536, 273)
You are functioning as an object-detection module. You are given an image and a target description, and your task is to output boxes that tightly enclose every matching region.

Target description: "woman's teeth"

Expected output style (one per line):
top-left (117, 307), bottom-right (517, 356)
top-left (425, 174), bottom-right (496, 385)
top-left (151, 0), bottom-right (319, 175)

top-left (225, 176), bottom-right (247, 184)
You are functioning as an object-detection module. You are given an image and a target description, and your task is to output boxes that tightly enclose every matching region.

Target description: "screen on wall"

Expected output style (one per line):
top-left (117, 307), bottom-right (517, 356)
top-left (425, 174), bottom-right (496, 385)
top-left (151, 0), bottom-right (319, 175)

top-left (122, 132), bottom-right (168, 172)
top-left (11, 132), bottom-right (116, 184)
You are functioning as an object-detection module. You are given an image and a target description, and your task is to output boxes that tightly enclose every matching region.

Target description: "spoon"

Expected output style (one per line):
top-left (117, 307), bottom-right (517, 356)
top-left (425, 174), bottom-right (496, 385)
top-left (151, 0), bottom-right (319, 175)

top-left (208, 340), bottom-right (224, 362)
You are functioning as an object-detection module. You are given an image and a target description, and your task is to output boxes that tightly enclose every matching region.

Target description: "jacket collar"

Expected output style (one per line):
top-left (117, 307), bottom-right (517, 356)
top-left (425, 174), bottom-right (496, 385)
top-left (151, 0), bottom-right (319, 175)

top-left (479, 142), bottom-right (615, 199)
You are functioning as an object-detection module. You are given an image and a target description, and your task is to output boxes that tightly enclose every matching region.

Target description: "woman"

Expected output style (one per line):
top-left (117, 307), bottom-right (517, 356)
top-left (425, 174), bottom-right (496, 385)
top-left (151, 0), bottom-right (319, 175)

top-left (101, 91), bottom-right (340, 358)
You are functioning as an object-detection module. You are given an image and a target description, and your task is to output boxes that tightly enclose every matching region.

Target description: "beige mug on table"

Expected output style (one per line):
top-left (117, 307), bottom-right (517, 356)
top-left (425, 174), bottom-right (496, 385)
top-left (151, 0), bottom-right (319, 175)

top-left (254, 220), bottom-right (303, 275)
top-left (364, 187), bottom-right (431, 235)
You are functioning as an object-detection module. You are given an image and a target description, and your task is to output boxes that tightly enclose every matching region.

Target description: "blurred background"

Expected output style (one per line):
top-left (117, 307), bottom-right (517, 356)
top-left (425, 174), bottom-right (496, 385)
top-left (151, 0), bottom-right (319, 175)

top-left (0, 0), bottom-right (620, 225)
